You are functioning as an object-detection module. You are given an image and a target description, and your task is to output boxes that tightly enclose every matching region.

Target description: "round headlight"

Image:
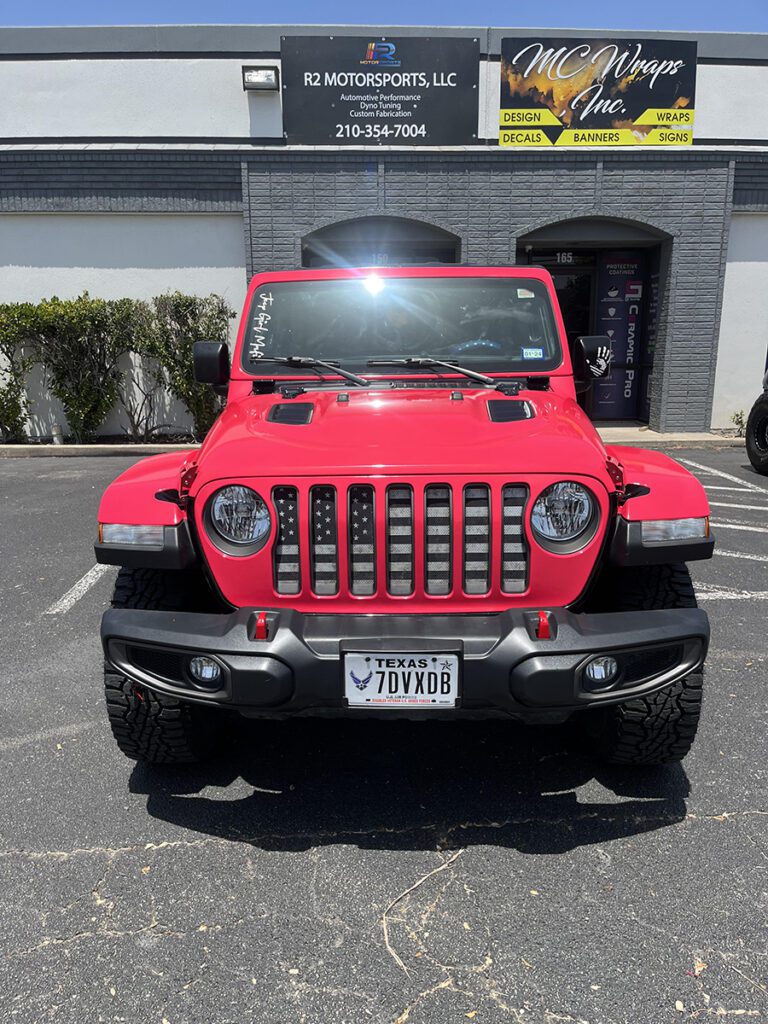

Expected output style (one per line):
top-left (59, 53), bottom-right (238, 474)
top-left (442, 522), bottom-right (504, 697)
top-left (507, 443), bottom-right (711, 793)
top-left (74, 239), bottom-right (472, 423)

top-left (531, 482), bottom-right (596, 546)
top-left (210, 485), bottom-right (271, 548)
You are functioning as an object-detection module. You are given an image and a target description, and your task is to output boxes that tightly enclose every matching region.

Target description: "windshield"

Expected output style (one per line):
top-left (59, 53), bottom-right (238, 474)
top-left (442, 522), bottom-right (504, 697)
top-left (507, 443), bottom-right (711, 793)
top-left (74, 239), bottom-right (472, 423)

top-left (242, 276), bottom-right (562, 375)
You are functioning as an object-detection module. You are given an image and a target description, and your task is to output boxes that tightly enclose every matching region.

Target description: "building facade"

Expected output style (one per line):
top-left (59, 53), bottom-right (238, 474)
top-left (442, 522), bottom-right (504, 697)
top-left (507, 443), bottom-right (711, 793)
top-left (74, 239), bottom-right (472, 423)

top-left (1, 24), bottom-right (767, 434)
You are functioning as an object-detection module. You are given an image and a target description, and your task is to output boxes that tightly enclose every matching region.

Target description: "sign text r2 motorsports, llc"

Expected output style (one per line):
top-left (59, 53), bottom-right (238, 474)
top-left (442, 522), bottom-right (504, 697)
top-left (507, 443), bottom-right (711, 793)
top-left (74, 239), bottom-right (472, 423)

top-left (281, 36), bottom-right (479, 145)
top-left (499, 38), bottom-right (697, 147)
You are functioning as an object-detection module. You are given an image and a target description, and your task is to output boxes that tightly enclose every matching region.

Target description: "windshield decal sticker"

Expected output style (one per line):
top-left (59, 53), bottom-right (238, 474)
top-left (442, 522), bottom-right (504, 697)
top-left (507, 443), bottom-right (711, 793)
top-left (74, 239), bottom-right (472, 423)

top-left (249, 291), bottom-right (274, 361)
top-left (523, 347), bottom-right (545, 359)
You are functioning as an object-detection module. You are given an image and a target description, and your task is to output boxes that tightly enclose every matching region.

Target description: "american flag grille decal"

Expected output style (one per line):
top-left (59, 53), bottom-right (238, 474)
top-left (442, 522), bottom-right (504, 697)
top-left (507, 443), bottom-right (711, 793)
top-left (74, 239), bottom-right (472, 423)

top-left (349, 485), bottom-right (376, 596)
top-left (463, 485), bottom-right (492, 595)
top-left (270, 482), bottom-right (529, 599)
top-left (310, 486), bottom-right (338, 595)
top-left (386, 485), bottom-right (414, 596)
top-left (272, 486), bottom-right (300, 595)
top-left (425, 485), bottom-right (452, 596)
top-left (501, 485), bottom-right (529, 593)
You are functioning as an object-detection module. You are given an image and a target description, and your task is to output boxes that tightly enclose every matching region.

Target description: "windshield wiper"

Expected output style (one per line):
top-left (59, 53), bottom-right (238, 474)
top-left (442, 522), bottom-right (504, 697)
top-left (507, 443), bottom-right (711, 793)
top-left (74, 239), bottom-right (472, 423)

top-left (255, 356), bottom-right (370, 387)
top-left (367, 357), bottom-right (494, 386)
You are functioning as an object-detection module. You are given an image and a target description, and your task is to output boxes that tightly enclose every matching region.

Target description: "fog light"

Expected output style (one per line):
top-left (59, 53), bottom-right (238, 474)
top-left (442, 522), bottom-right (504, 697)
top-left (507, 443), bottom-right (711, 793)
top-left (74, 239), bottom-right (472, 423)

top-left (584, 655), bottom-right (619, 689)
top-left (188, 656), bottom-right (222, 688)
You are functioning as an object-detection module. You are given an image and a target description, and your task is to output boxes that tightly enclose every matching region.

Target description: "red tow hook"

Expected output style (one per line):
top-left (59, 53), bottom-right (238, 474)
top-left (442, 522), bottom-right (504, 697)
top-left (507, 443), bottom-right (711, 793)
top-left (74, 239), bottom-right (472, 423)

top-left (254, 611), bottom-right (269, 641)
top-left (536, 610), bottom-right (552, 640)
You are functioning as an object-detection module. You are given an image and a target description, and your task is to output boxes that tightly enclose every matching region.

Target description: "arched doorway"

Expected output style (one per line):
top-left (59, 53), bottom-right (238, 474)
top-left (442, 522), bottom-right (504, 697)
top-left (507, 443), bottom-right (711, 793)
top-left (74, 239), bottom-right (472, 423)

top-left (518, 217), bottom-right (671, 423)
top-left (301, 216), bottom-right (460, 268)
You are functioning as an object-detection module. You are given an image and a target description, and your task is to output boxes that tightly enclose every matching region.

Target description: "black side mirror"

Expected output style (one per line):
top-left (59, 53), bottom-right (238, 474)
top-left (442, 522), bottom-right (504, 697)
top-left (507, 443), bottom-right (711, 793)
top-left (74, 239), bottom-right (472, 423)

top-left (572, 335), bottom-right (611, 393)
top-left (193, 341), bottom-right (230, 388)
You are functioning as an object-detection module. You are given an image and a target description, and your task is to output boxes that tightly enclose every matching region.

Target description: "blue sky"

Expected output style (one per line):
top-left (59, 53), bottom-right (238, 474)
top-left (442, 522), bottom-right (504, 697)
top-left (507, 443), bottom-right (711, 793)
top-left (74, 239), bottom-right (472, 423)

top-left (0, 0), bottom-right (766, 32)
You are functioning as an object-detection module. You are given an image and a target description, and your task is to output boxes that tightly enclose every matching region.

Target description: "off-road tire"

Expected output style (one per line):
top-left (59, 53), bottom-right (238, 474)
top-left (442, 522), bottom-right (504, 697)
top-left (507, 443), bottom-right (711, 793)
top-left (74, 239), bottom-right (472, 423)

top-left (584, 563), bottom-right (704, 765)
top-left (105, 670), bottom-right (207, 763)
top-left (746, 394), bottom-right (768, 475)
top-left (105, 566), bottom-right (216, 763)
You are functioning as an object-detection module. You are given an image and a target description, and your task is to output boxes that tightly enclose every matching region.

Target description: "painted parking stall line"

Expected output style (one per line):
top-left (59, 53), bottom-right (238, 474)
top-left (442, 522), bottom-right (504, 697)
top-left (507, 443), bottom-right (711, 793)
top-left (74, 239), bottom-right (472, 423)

top-left (679, 458), bottom-right (768, 494)
top-left (713, 549), bottom-right (768, 563)
top-left (44, 564), bottom-right (112, 615)
top-left (710, 523), bottom-right (768, 534)
top-left (709, 501), bottom-right (768, 511)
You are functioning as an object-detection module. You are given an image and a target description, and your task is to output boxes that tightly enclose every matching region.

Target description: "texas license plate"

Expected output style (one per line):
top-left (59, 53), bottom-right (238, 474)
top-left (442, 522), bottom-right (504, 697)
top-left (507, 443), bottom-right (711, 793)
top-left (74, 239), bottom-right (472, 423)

top-left (344, 652), bottom-right (459, 708)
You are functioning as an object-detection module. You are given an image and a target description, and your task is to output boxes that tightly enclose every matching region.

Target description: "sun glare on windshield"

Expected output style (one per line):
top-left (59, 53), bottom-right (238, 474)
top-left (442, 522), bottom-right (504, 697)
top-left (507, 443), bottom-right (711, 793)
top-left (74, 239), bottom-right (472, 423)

top-left (362, 274), bottom-right (385, 296)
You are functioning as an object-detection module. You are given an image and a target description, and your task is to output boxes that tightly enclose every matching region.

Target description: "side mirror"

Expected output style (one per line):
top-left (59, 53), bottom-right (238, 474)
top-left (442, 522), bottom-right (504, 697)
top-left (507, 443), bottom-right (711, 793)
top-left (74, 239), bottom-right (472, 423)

top-left (573, 335), bottom-right (611, 393)
top-left (193, 341), bottom-right (230, 388)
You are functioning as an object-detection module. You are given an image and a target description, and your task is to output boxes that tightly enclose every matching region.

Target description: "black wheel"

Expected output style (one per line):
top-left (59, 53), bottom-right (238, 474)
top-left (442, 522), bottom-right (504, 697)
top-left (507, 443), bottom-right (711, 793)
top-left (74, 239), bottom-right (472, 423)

top-left (746, 394), bottom-right (768, 475)
top-left (105, 566), bottom-right (220, 763)
top-left (582, 564), bottom-right (704, 765)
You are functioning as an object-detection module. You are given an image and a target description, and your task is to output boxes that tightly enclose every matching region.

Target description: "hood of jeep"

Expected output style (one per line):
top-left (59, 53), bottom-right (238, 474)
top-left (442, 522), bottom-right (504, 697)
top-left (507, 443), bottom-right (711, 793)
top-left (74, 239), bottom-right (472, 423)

top-left (193, 388), bottom-right (611, 484)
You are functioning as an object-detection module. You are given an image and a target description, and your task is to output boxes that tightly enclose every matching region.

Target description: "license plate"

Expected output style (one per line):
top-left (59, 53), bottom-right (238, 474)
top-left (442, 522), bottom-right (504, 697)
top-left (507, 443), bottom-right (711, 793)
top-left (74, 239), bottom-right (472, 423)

top-left (344, 652), bottom-right (459, 708)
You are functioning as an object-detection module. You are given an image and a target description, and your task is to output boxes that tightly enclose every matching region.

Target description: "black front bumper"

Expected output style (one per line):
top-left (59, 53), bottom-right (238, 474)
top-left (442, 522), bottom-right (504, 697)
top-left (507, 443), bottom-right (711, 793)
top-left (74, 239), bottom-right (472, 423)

top-left (102, 606), bottom-right (709, 723)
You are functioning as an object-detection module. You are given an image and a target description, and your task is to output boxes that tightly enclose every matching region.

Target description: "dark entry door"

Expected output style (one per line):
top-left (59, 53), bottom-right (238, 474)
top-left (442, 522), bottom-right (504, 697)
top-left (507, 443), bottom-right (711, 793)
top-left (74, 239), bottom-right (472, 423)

top-left (518, 247), bottom-right (653, 422)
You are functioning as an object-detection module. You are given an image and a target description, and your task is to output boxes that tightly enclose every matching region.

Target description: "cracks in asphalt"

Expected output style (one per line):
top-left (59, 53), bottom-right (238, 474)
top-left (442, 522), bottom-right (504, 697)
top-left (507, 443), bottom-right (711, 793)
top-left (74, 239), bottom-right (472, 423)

top-left (382, 848), bottom-right (465, 974)
top-left (381, 845), bottom-right (531, 1022)
top-left (2, 806), bottom-right (765, 864)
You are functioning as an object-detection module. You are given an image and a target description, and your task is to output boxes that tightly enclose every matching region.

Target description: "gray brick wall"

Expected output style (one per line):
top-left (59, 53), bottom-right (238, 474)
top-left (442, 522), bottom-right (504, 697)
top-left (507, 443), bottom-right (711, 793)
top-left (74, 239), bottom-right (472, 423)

top-left (0, 147), bottom-right (746, 431)
top-left (734, 157), bottom-right (768, 210)
top-left (242, 150), bottom-right (734, 431)
top-left (0, 152), bottom-right (242, 212)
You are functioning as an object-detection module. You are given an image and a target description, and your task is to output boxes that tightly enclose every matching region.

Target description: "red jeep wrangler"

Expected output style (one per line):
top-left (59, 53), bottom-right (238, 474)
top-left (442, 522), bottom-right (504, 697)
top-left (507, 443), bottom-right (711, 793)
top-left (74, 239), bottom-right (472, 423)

top-left (96, 266), bottom-right (713, 766)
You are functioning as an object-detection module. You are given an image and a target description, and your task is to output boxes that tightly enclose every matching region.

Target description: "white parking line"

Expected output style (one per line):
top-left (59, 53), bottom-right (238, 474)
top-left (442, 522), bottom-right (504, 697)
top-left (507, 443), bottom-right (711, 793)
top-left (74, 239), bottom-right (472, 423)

top-left (698, 584), bottom-right (768, 601)
top-left (714, 549), bottom-right (768, 563)
top-left (712, 523), bottom-right (768, 534)
top-left (680, 458), bottom-right (768, 494)
top-left (709, 501), bottom-right (768, 511)
top-left (44, 564), bottom-right (112, 615)
top-left (703, 485), bottom-right (754, 492)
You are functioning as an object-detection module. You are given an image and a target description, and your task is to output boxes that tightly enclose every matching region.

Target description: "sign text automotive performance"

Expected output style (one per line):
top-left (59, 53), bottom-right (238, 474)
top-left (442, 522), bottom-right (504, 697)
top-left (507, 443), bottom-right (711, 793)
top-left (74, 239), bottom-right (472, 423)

top-left (281, 36), bottom-right (479, 145)
top-left (499, 38), bottom-right (697, 147)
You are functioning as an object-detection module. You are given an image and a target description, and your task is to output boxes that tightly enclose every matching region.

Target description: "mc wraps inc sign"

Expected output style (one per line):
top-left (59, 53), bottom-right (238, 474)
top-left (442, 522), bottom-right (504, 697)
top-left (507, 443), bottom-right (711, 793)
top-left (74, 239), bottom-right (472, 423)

top-left (499, 38), bottom-right (697, 147)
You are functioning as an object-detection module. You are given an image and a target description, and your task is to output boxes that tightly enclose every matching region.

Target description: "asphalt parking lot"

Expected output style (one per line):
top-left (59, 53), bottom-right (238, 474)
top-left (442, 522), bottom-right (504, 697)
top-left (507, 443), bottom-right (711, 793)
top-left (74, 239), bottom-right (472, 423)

top-left (1, 447), bottom-right (766, 1024)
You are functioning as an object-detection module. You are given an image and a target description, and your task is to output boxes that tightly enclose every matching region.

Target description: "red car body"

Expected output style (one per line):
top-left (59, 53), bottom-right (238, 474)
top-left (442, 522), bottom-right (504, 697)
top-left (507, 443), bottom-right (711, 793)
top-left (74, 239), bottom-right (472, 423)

top-left (96, 265), bottom-right (712, 754)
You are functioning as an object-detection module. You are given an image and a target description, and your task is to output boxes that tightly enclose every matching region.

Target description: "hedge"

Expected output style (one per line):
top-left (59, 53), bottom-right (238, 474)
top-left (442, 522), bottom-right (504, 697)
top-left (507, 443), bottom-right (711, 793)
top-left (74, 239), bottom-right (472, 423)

top-left (0, 292), bottom-right (235, 444)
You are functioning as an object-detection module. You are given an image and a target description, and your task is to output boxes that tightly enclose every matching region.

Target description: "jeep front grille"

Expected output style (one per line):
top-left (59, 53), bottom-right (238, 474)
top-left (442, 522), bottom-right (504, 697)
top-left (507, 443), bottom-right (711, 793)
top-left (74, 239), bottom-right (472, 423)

top-left (272, 481), bottom-right (529, 599)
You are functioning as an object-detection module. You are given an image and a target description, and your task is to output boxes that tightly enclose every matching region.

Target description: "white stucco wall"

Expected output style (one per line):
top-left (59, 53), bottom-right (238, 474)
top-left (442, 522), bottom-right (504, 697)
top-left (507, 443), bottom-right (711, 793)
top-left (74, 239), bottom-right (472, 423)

top-left (711, 213), bottom-right (768, 429)
top-left (0, 213), bottom-right (248, 438)
top-left (1, 54), bottom-right (765, 145)
top-left (0, 58), bottom-right (283, 138)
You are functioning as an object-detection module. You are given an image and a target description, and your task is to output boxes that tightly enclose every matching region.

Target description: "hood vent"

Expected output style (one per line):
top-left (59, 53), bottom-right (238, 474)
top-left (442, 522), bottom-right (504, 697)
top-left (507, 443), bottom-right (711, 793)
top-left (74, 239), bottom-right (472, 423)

top-left (267, 402), bottom-right (314, 425)
top-left (487, 400), bottom-right (533, 423)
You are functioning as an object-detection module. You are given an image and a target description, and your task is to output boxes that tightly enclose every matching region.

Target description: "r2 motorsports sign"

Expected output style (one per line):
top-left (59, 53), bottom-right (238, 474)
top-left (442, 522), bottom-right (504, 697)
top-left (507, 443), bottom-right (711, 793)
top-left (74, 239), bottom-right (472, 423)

top-left (281, 36), bottom-right (479, 145)
top-left (499, 38), bottom-right (697, 147)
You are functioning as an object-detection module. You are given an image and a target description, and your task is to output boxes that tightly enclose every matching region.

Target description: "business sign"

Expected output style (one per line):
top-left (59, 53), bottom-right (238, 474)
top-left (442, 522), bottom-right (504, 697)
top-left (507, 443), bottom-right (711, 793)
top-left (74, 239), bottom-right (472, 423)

top-left (591, 251), bottom-right (646, 419)
top-left (281, 36), bottom-right (479, 145)
top-left (499, 38), bottom-right (697, 147)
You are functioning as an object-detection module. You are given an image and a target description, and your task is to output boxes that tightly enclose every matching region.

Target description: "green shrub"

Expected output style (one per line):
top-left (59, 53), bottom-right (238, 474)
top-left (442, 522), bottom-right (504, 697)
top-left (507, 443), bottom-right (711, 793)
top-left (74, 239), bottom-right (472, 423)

top-left (0, 303), bottom-right (37, 443)
top-left (145, 292), bottom-right (235, 441)
top-left (33, 294), bottom-right (148, 443)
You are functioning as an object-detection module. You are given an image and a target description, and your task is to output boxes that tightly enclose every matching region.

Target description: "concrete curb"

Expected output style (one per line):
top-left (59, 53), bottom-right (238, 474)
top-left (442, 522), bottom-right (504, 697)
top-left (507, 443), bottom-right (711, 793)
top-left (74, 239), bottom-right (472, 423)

top-left (0, 433), bottom-right (744, 456)
top-left (0, 443), bottom-right (199, 458)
